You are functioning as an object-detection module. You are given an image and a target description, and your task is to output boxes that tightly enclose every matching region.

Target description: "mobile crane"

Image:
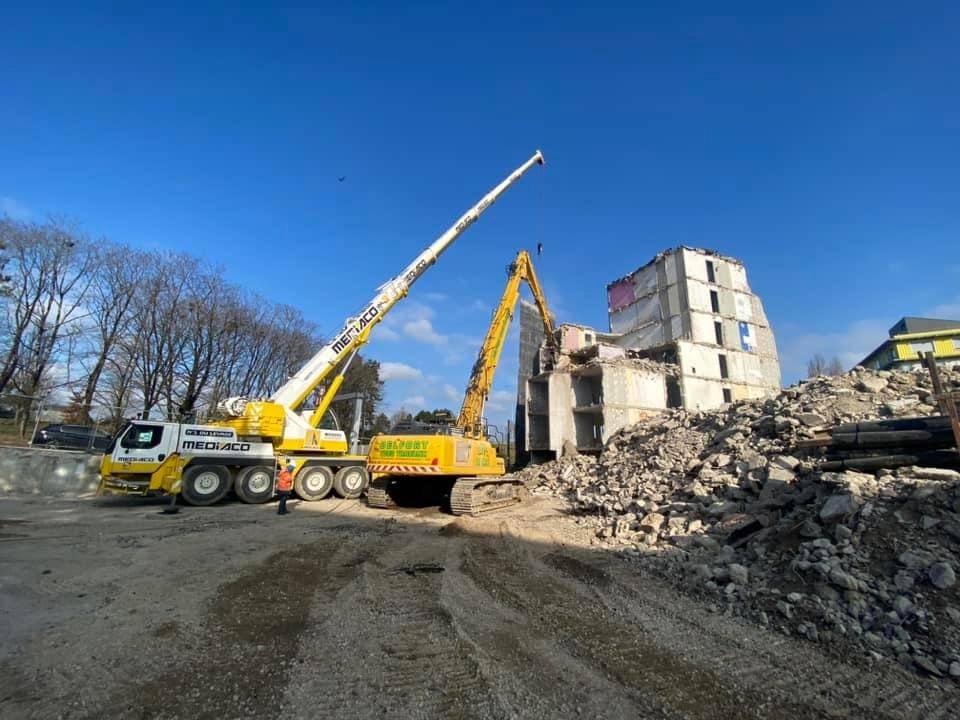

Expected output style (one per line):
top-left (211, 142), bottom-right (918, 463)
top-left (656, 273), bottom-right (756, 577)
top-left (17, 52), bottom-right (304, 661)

top-left (366, 248), bottom-right (558, 515)
top-left (98, 150), bottom-right (545, 506)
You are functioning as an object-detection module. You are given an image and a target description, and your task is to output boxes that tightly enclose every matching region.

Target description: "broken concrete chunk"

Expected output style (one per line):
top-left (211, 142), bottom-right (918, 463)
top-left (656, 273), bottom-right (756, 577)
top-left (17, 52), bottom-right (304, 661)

top-left (689, 537), bottom-right (718, 553)
top-left (766, 465), bottom-right (796, 484)
top-left (796, 413), bottom-right (826, 427)
top-left (706, 501), bottom-right (739, 517)
top-left (684, 480), bottom-right (710, 497)
top-left (913, 655), bottom-right (943, 677)
top-left (728, 563), bottom-right (749, 585)
top-left (928, 562), bottom-right (956, 589)
top-left (828, 568), bottom-right (859, 591)
top-left (898, 550), bottom-right (933, 571)
top-left (820, 494), bottom-right (861, 522)
top-left (710, 453), bottom-right (732, 468)
top-left (883, 398), bottom-right (918, 414)
top-left (892, 595), bottom-right (914, 617)
top-left (758, 479), bottom-right (789, 504)
top-left (857, 376), bottom-right (888, 393)
top-left (813, 583), bottom-right (840, 602)
top-left (667, 516), bottom-right (688, 534)
top-left (893, 571), bottom-right (915, 592)
top-left (772, 454), bottom-right (801, 471)
top-left (639, 512), bottom-right (666, 534)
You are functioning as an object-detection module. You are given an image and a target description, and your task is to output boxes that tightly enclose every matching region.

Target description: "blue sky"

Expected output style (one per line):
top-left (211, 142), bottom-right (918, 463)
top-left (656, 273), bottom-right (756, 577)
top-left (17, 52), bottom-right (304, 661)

top-left (2, 2), bottom-right (958, 430)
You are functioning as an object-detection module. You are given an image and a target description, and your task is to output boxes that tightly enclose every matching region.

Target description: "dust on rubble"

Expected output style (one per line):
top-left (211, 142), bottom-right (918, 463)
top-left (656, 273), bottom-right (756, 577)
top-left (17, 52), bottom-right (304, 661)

top-left (520, 365), bottom-right (960, 682)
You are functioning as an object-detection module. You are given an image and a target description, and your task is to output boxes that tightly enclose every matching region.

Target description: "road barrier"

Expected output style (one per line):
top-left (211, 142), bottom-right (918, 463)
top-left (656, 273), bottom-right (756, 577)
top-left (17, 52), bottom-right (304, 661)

top-left (0, 446), bottom-right (101, 497)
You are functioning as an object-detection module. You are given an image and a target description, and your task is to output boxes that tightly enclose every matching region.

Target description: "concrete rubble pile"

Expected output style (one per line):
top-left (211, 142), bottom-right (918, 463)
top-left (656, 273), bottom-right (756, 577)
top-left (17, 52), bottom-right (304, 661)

top-left (520, 366), bottom-right (960, 680)
top-left (553, 345), bottom-right (682, 376)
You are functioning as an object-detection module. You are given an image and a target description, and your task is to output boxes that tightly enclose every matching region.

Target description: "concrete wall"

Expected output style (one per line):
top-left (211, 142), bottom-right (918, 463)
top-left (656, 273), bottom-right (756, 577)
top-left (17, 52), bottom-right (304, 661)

top-left (526, 372), bottom-right (575, 462)
top-left (674, 341), bottom-right (773, 411)
top-left (547, 373), bottom-right (575, 454)
top-left (516, 300), bottom-right (547, 464)
top-left (526, 363), bottom-right (668, 459)
top-left (0, 446), bottom-right (101, 497)
top-left (600, 365), bottom-right (667, 411)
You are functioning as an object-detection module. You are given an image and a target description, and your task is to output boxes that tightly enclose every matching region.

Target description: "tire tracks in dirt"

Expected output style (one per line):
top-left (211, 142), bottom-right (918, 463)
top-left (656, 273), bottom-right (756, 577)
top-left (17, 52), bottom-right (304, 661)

top-left (286, 524), bottom-right (501, 719)
top-left (94, 525), bottom-right (387, 720)
top-left (445, 520), bottom-right (959, 719)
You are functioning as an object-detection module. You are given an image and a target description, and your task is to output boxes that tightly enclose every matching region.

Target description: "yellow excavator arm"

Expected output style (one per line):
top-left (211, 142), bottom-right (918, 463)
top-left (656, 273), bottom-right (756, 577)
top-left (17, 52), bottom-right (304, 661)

top-left (456, 250), bottom-right (557, 437)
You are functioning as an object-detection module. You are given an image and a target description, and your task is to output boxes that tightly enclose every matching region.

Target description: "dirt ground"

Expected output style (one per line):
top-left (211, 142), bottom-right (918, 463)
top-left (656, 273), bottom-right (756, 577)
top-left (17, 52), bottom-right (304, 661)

top-left (1, 493), bottom-right (958, 719)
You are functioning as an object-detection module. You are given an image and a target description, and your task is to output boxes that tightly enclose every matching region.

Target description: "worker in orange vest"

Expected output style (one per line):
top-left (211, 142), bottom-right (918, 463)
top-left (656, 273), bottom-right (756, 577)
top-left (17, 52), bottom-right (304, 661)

top-left (276, 462), bottom-right (294, 515)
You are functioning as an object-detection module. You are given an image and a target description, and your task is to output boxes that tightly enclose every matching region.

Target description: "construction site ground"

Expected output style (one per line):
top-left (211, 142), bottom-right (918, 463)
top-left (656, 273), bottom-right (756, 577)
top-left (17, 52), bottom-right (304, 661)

top-left (2, 494), bottom-right (958, 720)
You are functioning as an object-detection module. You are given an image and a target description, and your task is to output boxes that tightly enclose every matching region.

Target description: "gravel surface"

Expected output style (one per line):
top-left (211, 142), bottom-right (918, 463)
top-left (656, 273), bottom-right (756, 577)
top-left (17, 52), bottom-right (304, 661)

top-left (2, 493), bottom-right (959, 719)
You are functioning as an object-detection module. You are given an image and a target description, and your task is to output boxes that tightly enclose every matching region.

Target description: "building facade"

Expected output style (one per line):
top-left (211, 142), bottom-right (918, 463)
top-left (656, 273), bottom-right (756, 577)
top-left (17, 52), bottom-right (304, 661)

top-left (860, 317), bottom-right (960, 372)
top-left (606, 246), bottom-right (781, 409)
top-left (517, 247), bottom-right (782, 463)
top-left (525, 333), bottom-right (676, 463)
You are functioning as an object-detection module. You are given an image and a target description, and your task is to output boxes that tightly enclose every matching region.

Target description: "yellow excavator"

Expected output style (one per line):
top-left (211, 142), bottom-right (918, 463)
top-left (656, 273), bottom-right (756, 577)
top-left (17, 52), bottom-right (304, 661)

top-left (366, 249), bottom-right (558, 514)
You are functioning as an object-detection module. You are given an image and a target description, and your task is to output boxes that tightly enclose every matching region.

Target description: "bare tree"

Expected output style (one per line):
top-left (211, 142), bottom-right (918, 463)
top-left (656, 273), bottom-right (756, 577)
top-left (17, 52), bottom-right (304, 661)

top-left (125, 252), bottom-right (191, 419)
top-left (1, 219), bottom-right (94, 400)
top-left (826, 357), bottom-right (845, 376)
top-left (0, 225), bottom-right (10, 296)
top-left (99, 343), bottom-right (139, 428)
top-left (75, 242), bottom-right (148, 421)
top-left (174, 273), bottom-right (236, 419)
top-left (0, 218), bottom-right (50, 394)
top-left (1, 216), bottom-right (385, 433)
top-left (806, 354), bottom-right (827, 378)
top-left (808, 353), bottom-right (845, 377)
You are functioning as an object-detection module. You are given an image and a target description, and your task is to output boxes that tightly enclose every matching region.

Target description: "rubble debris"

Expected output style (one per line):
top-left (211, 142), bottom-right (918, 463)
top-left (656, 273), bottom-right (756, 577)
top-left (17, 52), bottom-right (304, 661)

top-left (517, 366), bottom-right (960, 681)
top-left (553, 347), bottom-right (681, 376)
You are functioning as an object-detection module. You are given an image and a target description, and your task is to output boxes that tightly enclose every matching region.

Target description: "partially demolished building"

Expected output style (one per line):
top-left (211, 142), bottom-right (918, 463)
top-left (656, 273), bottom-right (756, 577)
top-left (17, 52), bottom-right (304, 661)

top-left (609, 246), bottom-right (781, 407)
top-left (518, 246), bottom-right (781, 463)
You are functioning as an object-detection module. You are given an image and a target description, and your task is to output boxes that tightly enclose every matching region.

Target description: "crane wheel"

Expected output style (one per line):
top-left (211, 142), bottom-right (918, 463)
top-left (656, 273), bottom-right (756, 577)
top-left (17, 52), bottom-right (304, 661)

top-left (333, 465), bottom-right (369, 499)
top-left (234, 465), bottom-right (275, 504)
top-left (294, 466), bottom-right (334, 501)
top-left (180, 465), bottom-right (231, 506)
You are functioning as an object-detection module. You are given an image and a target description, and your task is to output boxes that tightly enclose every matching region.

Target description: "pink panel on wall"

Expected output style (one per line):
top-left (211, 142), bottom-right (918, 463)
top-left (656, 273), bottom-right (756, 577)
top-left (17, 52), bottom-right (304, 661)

top-left (607, 278), bottom-right (635, 311)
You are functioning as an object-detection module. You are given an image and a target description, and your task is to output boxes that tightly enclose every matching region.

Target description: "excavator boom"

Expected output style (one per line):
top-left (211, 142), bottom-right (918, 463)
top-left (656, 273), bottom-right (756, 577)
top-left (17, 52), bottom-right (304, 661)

top-left (457, 250), bottom-right (557, 435)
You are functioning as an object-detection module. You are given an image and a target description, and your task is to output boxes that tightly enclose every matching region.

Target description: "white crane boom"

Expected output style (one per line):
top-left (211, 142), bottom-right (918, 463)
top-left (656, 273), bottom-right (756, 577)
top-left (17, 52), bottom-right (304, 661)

top-left (220, 150), bottom-right (545, 419)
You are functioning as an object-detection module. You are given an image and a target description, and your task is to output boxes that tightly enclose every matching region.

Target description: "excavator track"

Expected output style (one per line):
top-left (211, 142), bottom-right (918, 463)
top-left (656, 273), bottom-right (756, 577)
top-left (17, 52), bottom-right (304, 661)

top-left (366, 477), bottom-right (398, 509)
top-left (450, 477), bottom-right (527, 516)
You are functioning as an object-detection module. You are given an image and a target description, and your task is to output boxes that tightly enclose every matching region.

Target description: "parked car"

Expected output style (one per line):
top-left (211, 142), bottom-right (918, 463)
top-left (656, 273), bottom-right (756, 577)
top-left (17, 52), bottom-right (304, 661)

top-left (31, 424), bottom-right (113, 452)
